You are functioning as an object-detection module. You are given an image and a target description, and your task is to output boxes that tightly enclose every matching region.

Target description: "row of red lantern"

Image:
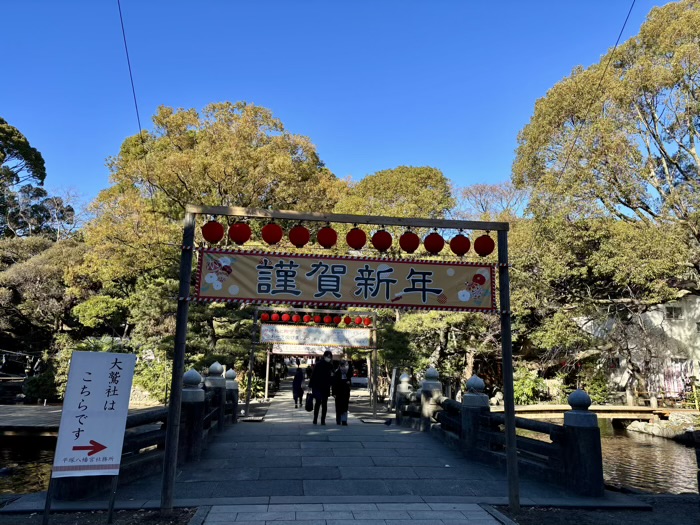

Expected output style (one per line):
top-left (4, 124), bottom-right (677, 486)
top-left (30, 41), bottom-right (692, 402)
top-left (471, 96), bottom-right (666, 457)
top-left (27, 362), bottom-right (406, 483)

top-left (260, 312), bottom-right (373, 326)
top-left (201, 221), bottom-right (495, 256)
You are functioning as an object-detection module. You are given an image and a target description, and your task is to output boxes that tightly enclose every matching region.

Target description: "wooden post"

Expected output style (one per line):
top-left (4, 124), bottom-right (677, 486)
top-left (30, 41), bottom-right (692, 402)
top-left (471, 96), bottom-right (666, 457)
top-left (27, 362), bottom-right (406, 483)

top-left (244, 311), bottom-right (258, 417)
top-left (161, 211), bottom-right (195, 512)
top-left (107, 475), bottom-right (119, 524)
top-left (42, 476), bottom-right (55, 525)
top-left (264, 350), bottom-right (271, 401)
top-left (372, 346), bottom-right (378, 417)
top-left (497, 229), bottom-right (520, 511)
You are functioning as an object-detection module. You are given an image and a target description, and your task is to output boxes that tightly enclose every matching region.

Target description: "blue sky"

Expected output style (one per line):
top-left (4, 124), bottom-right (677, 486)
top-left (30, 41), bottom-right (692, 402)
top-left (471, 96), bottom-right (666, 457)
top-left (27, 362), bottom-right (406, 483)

top-left (2, 1), bottom-right (669, 206)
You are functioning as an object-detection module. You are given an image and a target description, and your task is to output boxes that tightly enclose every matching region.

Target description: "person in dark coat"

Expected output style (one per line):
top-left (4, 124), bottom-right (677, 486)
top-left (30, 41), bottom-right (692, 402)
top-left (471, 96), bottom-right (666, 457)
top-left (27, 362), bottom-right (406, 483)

top-left (332, 359), bottom-right (353, 425)
top-left (292, 367), bottom-right (305, 408)
top-left (308, 350), bottom-right (334, 425)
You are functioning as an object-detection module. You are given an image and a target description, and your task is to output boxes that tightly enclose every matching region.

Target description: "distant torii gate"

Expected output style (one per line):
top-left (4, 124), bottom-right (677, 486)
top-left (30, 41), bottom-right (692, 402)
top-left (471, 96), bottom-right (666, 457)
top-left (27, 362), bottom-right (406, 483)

top-left (161, 205), bottom-right (519, 511)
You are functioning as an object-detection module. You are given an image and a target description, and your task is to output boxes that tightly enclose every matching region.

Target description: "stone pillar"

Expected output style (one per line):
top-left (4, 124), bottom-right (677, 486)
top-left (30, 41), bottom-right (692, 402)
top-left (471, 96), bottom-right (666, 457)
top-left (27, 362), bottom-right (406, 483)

top-left (563, 389), bottom-right (604, 497)
top-left (226, 368), bottom-right (239, 424)
top-left (420, 367), bottom-right (442, 431)
top-left (461, 375), bottom-right (490, 451)
top-left (395, 373), bottom-right (412, 424)
top-left (205, 361), bottom-right (226, 432)
top-left (181, 369), bottom-right (205, 463)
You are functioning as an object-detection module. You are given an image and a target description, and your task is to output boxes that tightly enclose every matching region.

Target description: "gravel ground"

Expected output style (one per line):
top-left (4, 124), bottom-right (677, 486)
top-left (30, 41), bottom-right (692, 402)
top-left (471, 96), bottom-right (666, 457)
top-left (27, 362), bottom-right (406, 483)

top-left (497, 495), bottom-right (700, 525)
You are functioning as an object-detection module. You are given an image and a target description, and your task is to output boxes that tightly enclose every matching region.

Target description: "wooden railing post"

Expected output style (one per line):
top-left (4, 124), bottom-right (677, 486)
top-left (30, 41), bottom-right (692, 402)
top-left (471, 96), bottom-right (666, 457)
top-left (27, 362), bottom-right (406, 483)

top-left (205, 362), bottom-right (226, 432)
top-left (181, 369), bottom-right (204, 463)
top-left (563, 389), bottom-right (604, 497)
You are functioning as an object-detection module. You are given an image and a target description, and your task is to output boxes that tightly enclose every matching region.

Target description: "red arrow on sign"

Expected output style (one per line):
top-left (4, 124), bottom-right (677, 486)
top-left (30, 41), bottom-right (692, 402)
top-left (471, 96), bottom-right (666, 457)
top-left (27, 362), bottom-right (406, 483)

top-left (72, 440), bottom-right (107, 456)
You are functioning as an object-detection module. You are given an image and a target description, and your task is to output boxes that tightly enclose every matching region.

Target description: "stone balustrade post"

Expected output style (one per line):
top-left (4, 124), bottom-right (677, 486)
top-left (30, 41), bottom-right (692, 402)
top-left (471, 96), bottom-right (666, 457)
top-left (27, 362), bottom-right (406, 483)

top-left (563, 389), bottom-right (604, 497)
top-left (181, 369), bottom-right (205, 463)
top-left (226, 368), bottom-right (239, 424)
top-left (460, 375), bottom-right (491, 450)
top-left (420, 367), bottom-right (443, 431)
top-left (204, 361), bottom-right (226, 432)
top-left (395, 373), bottom-right (412, 424)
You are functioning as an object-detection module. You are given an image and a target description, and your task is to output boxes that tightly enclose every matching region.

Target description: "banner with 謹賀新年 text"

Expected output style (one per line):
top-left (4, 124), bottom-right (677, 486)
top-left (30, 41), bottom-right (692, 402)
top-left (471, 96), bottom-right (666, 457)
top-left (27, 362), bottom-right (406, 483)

top-left (194, 248), bottom-right (496, 312)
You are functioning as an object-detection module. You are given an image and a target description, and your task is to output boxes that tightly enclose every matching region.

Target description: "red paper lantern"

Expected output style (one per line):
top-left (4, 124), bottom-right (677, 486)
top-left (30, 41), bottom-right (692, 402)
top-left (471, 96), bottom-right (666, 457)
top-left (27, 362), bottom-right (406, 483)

top-left (449, 234), bottom-right (470, 256)
top-left (343, 316), bottom-right (351, 325)
top-left (354, 316), bottom-right (363, 325)
top-left (371, 230), bottom-right (392, 252)
top-left (281, 313), bottom-right (291, 322)
top-left (474, 234), bottom-right (495, 256)
top-left (399, 231), bottom-right (420, 254)
top-left (317, 226), bottom-right (337, 249)
top-left (303, 314), bottom-right (312, 323)
top-left (292, 314), bottom-right (302, 323)
top-left (323, 315), bottom-right (333, 324)
top-left (473, 274), bottom-right (486, 286)
top-left (313, 315), bottom-right (322, 323)
top-left (261, 223), bottom-right (283, 245)
top-left (289, 225), bottom-right (310, 248)
top-left (228, 222), bottom-right (251, 245)
top-left (363, 317), bottom-right (372, 326)
top-left (271, 313), bottom-right (280, 322)
top-left (202, 220), bottom-right (225, 244)
top-left (424, 232), bottom-right (445, 255)
top-left (346, 227), bottom-right (367, 250)
top-left (260, 313), bottom-right (270, 322)
top-left (333, 316), bottom-right (342, 324)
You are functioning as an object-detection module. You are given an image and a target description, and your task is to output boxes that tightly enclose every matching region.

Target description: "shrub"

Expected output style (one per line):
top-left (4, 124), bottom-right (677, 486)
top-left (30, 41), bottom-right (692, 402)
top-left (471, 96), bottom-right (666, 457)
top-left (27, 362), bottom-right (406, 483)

top-left (513, 366), bottom-right (547, 405)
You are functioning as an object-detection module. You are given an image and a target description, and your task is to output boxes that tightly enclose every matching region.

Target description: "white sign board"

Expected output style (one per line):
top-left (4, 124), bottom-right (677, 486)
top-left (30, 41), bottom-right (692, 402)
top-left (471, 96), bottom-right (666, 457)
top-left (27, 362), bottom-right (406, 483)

top-left (272, 344), bottom-right (344, 356)
top-left (260, 324), bottom-right (372, 348)
top-left (52, 351), bottom-right (136, 478)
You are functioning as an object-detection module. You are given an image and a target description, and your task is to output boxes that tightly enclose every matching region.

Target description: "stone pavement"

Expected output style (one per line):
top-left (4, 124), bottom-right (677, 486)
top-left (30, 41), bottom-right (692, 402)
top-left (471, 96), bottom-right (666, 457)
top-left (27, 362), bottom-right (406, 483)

top-left (2, 380), bottom-right (649, 522)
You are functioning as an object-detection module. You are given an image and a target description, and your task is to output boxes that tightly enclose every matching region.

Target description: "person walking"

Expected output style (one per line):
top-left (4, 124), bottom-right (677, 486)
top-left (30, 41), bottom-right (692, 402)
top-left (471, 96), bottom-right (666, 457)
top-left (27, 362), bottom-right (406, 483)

top-left (292, 367), bottom-right (305, 408)
top-left (308, 350), bottom-right (334, 425)
top-left (332, 359), bottom-right (353, 425)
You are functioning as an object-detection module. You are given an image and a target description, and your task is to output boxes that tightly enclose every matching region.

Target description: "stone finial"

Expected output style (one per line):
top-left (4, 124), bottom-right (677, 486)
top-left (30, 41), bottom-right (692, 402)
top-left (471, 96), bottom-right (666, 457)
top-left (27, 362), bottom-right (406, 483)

top-left (399, 373), bottom-right (410, 383)
top-left (568, 389), bottom-right (592, 411)
top-left (466, 375), bottom-right (485, 394)
top-left (225, 369), bottom-right (237, 380)
top-left (183, 369), bottom-right (202, 388)
top-left (209, 361), bottom-right (224, 377)
top-left (425, 367), bottom-right (439, 381)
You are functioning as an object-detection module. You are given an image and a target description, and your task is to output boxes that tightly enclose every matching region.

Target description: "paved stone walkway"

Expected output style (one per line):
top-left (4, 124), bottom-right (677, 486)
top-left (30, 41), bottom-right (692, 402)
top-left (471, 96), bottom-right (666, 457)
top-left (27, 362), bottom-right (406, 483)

top-left (2, 380), bottom-right (648, 522)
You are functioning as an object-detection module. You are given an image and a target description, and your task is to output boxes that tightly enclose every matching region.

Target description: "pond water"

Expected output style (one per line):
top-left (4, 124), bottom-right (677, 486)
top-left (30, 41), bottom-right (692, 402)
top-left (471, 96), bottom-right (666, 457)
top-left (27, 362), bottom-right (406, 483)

top-left (1, 422), bottom-right (698, 495)
top-left (599, 421), bottom-right (698, 494)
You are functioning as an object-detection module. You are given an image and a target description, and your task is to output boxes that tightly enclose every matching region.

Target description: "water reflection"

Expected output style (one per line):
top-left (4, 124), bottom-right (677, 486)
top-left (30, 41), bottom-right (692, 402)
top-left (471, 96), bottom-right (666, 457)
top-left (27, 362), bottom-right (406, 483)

top-left (600, 420), bottom-right (698, 494)
top-left (0, 438), bottom-right (53, 495)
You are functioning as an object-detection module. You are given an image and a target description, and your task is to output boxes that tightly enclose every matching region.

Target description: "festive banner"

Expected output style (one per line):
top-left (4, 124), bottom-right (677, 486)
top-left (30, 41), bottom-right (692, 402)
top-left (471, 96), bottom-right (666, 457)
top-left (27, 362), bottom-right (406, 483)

top-left (195, 249), bottom-right (496, 312)
top-left (260, 324), bottom-right (372, 347)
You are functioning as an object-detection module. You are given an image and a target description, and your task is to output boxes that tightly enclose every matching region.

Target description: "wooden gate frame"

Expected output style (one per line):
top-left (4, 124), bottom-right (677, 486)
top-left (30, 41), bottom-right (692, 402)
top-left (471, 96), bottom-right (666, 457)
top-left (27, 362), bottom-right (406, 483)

top-left (160, 204), bottom-right (519, 511)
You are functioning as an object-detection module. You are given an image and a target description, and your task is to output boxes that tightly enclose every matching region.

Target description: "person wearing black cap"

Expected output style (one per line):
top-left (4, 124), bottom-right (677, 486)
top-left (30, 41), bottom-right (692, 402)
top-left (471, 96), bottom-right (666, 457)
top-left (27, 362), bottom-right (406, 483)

top-left (308, 350), bottom-right (334, 425)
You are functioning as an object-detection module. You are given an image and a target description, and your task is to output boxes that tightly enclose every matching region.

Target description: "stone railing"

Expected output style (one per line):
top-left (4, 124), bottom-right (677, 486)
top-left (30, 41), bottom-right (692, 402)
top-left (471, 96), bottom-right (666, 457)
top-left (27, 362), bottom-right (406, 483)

top-left (396, 369), bottom-right (604, 497)
top-left (56, 362), bottom-right (239, 500)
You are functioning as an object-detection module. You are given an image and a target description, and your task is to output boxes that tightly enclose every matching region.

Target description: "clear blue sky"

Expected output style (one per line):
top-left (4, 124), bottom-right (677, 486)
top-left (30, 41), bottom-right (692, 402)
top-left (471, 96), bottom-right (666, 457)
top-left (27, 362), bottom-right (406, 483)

top-left (2, 1), bottom-right (669, 205)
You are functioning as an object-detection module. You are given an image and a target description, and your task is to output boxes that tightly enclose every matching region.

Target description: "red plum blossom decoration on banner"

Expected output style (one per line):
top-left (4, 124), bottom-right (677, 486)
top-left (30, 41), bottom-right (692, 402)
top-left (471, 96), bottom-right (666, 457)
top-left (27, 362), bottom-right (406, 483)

top-left (474, 234), bottom-right (495, 256)
top-left (399, 231), bottom-right (420, 254)
top-left (202, 220), bottom-right (225, 244)
top-left (261, 223), bottom-right (284, 245)
top-left (228, 222), bottom-right (251, 245)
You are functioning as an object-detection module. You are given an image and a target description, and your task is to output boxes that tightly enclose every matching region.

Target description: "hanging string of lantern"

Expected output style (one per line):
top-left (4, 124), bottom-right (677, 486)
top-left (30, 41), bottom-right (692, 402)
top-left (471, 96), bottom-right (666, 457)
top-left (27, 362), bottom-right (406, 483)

top-left (258, 311), bottom-right (374, 326)
top-left (200, 218), bottom-right (495, 257)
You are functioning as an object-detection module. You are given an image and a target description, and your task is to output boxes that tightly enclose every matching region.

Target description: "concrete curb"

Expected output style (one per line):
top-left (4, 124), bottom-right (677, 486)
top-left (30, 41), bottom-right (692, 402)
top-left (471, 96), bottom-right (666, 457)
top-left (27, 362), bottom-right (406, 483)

top-left (187, 505), bottom-right (210, 525)
top-left (481, 503), bottom-right (519, 525)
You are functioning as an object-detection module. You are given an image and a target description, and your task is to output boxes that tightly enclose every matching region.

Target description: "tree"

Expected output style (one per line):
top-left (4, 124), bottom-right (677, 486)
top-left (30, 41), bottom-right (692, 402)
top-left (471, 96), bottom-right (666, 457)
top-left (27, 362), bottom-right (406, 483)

top-left (513, 0), bottom-right (700, 270)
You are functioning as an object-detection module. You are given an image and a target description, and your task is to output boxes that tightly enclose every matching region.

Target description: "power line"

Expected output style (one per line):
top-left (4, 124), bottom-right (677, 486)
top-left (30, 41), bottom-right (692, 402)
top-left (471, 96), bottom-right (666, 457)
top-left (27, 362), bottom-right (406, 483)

top-left (117, 0), bottom-right (143, 134)
top-left (559, 0), bottom-right (636, 176)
